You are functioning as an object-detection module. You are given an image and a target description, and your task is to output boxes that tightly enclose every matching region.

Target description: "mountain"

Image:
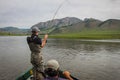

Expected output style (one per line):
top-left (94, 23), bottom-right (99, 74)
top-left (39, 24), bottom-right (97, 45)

top-left (50, 18), bottom-right (120, 34)
top-left (32, 17), bottom-right (120, 34)
top-left (0, 27), bottom-right (29, 34)
top-left (98, 19), bottom-right (120, 29)
top-left (32, 17), bottom-right (82, 29)
top-left (49, 18), bottom-right (103, 34)
top-left (83, 18), bottom-right (102, 28)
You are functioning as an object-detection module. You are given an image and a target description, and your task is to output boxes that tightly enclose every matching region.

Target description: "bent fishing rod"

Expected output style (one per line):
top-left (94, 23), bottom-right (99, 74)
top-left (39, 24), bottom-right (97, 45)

top-left (39, 0), bottom-right (68, 35)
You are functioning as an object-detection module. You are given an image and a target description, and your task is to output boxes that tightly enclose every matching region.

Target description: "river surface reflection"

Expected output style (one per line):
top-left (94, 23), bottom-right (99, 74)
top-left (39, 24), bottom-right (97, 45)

top-left (0, 36), bottom-right (120, 80)
top-left (43, 39), bottom-right (120, 80)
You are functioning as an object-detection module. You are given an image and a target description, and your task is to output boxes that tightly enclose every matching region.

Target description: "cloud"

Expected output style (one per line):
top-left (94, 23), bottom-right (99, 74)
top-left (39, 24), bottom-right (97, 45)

top-left (0, 0), bottom-right (120, 28)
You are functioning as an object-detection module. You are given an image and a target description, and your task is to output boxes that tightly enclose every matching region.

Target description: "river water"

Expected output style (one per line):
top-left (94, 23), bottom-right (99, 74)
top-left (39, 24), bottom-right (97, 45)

top-left (0, 36), bottom-right (120, 80)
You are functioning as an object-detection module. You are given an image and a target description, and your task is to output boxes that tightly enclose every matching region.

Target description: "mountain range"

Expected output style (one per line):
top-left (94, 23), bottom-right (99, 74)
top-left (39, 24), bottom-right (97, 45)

top-left (32, 17), bottom-right (120, 34)
top-left (0, 17), bottom-right (120, 34)
top-left (0, 27), bottom-right (29, 34)
top-left (32, 17), bottom-right (81, 29)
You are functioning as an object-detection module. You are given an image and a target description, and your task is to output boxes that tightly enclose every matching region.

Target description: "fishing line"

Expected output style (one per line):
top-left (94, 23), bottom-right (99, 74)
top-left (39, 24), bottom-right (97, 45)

top-left (52, 0), bottom-right (67, 20)
top-left (49, 0), bottom-right (69, 28)
top-left (38, 0), bottom-right (70, 34)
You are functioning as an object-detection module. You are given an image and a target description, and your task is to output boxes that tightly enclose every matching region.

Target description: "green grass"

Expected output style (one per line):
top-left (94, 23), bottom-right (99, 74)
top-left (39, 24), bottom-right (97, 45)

top-left (0, 32), bottom-right (29, 36)
top-left (49, 29), bottom-right (120, 39)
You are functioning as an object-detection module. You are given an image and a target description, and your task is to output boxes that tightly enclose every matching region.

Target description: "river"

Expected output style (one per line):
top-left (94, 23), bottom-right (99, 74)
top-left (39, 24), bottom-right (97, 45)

top-left (0, 36), bottom-right (120, 80)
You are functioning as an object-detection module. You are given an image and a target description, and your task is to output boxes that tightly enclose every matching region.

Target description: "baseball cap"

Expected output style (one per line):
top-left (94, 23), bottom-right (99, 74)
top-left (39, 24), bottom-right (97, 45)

top-left (45, 59), bottom-right (60, 70)
top-left (31, 27), bottom-right (40, 32)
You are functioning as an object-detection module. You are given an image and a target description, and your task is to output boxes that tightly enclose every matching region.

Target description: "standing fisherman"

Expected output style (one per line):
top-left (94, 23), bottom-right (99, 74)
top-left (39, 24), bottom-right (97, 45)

top-left (27, 27), bottom-right (48, 80)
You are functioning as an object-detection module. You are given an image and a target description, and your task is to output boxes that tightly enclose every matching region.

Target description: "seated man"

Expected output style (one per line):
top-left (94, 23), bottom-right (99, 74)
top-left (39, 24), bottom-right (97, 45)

top-left (44, 59), bottom-right (74, 80)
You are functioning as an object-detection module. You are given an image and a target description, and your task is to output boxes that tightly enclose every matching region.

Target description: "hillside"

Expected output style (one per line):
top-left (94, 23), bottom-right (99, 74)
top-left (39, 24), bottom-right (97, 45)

top-left (0, 27), bottom-right (29, 35)
top-left (98, 19), bottom-right (120, 29)
top-left (52, 18), bottom-right (101, 34)
top-left (31, 17), bottom-right (120, 39)
top-left (31, 17), bottom-right (120, 35)
top-left (32, 17), bottom-right (82, 33)
top-left (1, 17), bottom-right (120, 38)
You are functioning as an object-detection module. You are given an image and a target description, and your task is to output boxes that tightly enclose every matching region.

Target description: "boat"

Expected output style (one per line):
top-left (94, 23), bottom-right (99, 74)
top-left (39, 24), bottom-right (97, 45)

top-left (16, 68), bottom-right (79, 80)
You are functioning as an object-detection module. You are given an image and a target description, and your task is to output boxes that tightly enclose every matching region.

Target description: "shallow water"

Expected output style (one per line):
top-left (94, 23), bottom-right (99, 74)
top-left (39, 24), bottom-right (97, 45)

top-left (0, 36), bottom-right (120, 80)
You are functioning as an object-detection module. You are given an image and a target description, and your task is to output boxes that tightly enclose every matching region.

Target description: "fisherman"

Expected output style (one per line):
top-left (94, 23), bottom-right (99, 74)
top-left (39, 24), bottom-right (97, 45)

top-left (44, 59), bottom-right (74, 80)
top-left (27, 27), bottom-right (48, 80)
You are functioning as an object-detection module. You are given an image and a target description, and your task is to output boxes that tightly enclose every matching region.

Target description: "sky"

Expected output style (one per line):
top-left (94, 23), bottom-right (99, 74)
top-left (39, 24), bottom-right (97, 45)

top-left (0, 0), bottom-right (120, 28)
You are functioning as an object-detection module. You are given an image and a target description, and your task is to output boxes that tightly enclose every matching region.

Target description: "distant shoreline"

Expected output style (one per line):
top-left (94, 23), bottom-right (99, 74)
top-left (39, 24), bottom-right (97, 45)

top-left (49, 35), bottom-right (120, 39)
top-left (1, 30), bottom-right (120, 39)
top-left (49, 33), bottom-right (120, 39)
top-left (0, 34), bottom-right (29, 36)
top-left (1, 34), bottom-right (120, 39)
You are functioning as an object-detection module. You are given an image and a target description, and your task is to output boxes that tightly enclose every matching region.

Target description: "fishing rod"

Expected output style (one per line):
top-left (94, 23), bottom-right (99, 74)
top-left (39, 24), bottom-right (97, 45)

top-left (52, 0), bottom-right (68, 20)
top-left (40, 0), bottom-right (68, 35)
top-left (51, 0), bottom-right (71, 23)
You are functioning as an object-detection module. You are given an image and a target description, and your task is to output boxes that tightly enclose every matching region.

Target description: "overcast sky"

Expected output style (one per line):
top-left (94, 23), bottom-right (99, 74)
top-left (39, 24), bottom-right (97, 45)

top-left (0, 0), bottom-right (120, 28)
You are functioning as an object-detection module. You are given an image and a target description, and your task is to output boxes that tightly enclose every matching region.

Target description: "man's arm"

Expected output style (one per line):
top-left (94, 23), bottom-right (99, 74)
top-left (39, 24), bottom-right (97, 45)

top-left (41, 34), bottom-right (48, 48)
top-left (63, 71), bottom-right (73, 80)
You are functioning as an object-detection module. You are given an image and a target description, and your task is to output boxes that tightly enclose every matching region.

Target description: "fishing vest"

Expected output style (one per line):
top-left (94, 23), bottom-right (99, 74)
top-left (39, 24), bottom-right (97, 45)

top-left (27, 35), bottom-right (42, 53)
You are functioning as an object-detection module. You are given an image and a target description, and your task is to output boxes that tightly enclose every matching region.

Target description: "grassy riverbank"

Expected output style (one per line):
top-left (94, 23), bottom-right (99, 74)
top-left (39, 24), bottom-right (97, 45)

top-left (49, 30), bottom-right (120, 39)
top-left (1, 29), bottom-right (120, 39)
top-left (0, 32), bottom-right (29, 36)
